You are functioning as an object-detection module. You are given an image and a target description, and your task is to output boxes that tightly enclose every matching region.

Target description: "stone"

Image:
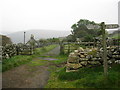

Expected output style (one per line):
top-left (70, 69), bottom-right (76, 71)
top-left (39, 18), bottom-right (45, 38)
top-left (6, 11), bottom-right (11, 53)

top-left (69, 52), bottom-right (75, 57)
top-left (113, 51), bottom-right (118, 54)
top-left (115, 60), bottom-right (120, 64)
top-left (84, 53), bottom-right (88, 56)
top-left (68, 56), bottom-right (79, 63)
top-left (78, 47), bottom-right (84, 52)
top-left (80, 55), bottom-right (85, 58)
top-left (74, 50), bottom-right (79, 53)
top-left (67, 63), bottom-right (82, 69)
top-left (80, 61), bottom-right (87, 66)
top-left (88, 61), bottom-right (100, 65)
top-left (108, 60), bottom-right (112, 64)
top-left (79, 58), bottom-right (88, 61)
top-left (92, 58), bottom-right (97, 61)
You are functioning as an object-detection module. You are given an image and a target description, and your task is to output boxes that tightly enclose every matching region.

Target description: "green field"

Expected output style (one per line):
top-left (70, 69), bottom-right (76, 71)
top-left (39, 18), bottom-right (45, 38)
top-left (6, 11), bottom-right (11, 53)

top-left (110, 33), bottom-right (120, 39)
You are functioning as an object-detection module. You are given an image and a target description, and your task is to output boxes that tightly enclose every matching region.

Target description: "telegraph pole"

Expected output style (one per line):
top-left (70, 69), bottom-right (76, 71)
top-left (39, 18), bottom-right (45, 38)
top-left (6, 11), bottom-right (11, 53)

top-left (24, 32), bottom-right (26, 44)
top-left (101, 22), bottom-right (108, 77)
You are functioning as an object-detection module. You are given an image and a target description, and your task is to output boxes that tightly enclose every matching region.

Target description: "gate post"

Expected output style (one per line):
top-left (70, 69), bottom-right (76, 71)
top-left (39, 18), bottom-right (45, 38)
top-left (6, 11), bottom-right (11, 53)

top-left (60, 41), bottom-right (64, 55)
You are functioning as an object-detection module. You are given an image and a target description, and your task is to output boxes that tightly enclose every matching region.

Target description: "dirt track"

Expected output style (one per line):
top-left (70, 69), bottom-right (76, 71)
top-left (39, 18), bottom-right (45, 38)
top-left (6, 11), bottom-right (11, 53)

top-left (2, 46), bottom-right (60, 88)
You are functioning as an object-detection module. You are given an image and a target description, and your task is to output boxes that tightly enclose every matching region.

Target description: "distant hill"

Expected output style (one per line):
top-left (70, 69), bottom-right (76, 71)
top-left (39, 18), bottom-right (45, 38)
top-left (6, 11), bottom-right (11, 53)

top-left (108, 29), bottom-right (120, 39)
top-left (7, 30), bottom-right (71, 44)
top-left (107, 29), bottom-right (118, 34)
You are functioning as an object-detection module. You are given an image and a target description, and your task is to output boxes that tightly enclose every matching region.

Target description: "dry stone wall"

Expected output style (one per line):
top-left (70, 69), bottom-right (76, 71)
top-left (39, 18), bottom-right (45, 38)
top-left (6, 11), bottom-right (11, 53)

top-left (66, 46), bottom-right (120, 72)
top-left (2, 44), bottom-right (17, 60)
top-left (1, 44), bottom-right (34, 60)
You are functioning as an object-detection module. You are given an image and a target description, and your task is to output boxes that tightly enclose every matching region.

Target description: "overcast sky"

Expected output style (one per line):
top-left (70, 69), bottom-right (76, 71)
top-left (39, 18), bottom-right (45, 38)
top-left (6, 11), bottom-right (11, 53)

top-left (0, 0), bottom-right (119, 34)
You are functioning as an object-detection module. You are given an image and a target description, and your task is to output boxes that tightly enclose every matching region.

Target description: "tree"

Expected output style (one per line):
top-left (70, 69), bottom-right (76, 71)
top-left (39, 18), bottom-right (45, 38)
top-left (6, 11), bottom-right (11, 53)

top-left (84, 35), bottom-right (93, 42)
top-left (65, 34), bottom-right (76, 42)
top-left (70, 19), bottom-right (102, 42)
top-left (71, 24), bottom-right (77, 31)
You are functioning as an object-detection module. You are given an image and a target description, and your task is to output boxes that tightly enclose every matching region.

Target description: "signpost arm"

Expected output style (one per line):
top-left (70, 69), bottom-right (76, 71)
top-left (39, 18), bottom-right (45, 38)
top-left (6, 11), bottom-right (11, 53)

top-left (101, 22), bottom-right (108, 77)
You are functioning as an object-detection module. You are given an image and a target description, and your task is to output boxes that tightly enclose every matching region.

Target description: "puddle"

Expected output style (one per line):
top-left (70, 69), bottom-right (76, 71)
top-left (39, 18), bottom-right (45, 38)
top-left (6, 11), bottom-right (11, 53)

top-left (38, 57), bottom-right (58, 61)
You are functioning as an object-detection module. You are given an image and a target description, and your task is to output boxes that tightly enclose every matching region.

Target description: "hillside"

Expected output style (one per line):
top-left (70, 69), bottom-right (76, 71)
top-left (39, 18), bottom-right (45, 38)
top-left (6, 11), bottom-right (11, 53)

top-left (107, 29), bottom-right (118, 34)
top-left (7, 30), bottom-right (71, 44)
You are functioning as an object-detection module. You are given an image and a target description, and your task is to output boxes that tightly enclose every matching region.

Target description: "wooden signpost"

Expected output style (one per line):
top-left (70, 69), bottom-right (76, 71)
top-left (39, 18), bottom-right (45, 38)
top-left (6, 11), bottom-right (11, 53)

top-left (101, 22), bottom-right (108, 77)
top-left (87, 23), bottom-right (119, 77)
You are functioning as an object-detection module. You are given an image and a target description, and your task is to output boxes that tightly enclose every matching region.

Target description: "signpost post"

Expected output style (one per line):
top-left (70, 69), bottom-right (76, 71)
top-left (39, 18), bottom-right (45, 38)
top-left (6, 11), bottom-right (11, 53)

top-left (86, 23), bottom-right (119, 77)
top-left (101, 22), bottom-right (108, 77)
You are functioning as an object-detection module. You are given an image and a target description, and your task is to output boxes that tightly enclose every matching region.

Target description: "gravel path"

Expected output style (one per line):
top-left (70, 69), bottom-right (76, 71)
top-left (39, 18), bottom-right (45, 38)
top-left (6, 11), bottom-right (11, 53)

top-left (2, 46), bottom-right (60, 88)
top-left (3, 64), bottom-right (50, 88)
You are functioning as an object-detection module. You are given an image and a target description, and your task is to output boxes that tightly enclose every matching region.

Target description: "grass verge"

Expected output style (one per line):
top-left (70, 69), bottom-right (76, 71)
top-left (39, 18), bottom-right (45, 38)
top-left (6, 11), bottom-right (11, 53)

top-left (45, 64), bottom-right (120, 88)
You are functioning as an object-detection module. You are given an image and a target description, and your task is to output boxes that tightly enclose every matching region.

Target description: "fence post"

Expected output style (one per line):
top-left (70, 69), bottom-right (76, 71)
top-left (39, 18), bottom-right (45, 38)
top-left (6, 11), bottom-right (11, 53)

top-left (16, 45), bottom-right (19, 55)
top-left (60, 41), bottom-right (64, 54)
